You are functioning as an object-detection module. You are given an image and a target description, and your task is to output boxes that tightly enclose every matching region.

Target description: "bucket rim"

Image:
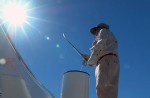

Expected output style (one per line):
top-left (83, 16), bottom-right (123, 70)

top-left (64, 70), bottom-right (90, 76)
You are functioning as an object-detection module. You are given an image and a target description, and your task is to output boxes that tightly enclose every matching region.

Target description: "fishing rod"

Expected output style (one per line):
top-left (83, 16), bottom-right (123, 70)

top-left (63, 33), bottom-right (88, 61)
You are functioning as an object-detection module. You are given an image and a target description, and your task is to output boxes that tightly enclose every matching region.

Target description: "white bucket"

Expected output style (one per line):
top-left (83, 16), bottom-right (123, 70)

top-left (61, 70), bottom-right (90, 98)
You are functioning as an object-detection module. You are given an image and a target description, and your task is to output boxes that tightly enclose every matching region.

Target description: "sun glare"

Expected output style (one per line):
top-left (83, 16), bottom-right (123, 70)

top-left (2, 2), bottom-right (27, 25)
top-left (0, 1), bottom-right (49, 41)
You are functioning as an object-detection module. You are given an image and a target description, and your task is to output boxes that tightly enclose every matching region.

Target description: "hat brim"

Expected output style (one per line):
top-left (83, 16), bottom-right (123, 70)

top-left (90, 27), bottom-right (98, 35)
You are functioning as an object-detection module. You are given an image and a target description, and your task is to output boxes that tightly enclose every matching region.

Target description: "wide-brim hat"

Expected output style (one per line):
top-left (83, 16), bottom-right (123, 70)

top-left (90, 23), bottom-right (109, 35)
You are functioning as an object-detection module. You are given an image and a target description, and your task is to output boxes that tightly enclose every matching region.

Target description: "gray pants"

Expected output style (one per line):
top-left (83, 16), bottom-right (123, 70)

top-left (95, 55), bottom-right (120, 98)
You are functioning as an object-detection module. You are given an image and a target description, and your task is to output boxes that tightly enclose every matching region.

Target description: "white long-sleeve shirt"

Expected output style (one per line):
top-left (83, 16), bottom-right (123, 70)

top-left (87, 28), bottom-right (118, 66)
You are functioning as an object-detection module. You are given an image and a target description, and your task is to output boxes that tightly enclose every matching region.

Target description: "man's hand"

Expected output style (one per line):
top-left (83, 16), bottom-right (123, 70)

top-left (81, 54), bottom-right (94, 67)
top-left (82, 60), bottom-right (87, 66)
top-left (82, 59), bottom-right (93, 67)
top-left (81, 54), bottom-right (89, 66)
top-left (81, 54), bottom-right (89, 61)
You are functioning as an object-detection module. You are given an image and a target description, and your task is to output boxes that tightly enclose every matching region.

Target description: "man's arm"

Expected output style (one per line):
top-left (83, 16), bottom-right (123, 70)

top-left (87, 29), bottom-right (109, 66)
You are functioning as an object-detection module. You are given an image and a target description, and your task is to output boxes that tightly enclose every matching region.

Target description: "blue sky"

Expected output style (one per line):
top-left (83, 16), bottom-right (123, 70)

top-left (4, 0), bottom-right (150, 98)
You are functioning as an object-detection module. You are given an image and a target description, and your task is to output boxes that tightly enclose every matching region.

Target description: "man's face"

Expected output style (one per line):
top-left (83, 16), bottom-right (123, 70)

top-left (94, 29), bottom-right (99, 36)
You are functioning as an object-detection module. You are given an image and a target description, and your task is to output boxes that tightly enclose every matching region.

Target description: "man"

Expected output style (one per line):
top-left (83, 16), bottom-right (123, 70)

top-left (82, 23), bottom-right (120, 98)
